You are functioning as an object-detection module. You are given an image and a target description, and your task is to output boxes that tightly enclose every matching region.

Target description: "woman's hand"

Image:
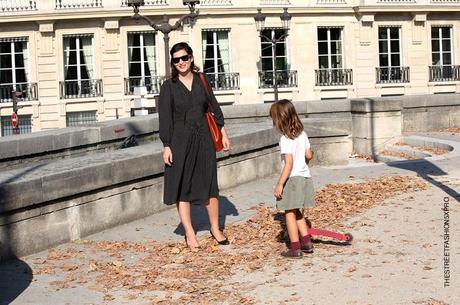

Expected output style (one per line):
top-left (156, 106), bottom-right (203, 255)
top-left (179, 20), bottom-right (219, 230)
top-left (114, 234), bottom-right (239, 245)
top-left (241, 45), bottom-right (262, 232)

top-left (221, 127), bottom-right (231, 151)
top-left (163, 147), bottom-right (173, 166)
top-left (274, 183), bottom-right (284, 199)
top-left (222, 135), bottom-right (231, 151)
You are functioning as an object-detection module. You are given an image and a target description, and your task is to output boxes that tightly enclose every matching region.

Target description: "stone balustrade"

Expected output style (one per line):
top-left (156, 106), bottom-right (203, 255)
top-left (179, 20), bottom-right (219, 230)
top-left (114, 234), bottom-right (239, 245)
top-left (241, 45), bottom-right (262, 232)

top-left (0, 0), bottom-right (36, 12)
top-left (200, 0), bottom-right (233, 6)
top-left (120, 0), bottom-right (168, 6)
top-left (55, 0), bottom-right (102, 9)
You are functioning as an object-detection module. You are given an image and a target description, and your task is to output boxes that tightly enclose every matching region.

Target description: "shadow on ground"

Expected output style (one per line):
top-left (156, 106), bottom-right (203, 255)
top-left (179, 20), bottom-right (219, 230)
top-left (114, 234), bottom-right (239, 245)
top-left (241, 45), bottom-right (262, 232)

top-left (173, 196), bottom-right (239, 236)
top-left (0, 258), bottom-right (33, 305)
top-left (387, 159), bottom-right (460, 204)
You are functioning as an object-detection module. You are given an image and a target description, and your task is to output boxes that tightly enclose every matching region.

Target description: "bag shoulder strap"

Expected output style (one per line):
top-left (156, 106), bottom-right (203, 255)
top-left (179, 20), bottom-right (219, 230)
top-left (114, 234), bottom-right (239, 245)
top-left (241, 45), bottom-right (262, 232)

top-left (198, 73), bottom-right (213, 112)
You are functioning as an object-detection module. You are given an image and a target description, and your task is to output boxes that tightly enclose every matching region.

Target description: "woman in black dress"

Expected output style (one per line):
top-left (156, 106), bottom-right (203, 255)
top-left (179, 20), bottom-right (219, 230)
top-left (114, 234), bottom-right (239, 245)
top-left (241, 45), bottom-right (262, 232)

top-left (158, 42), bottom-right (231, 249)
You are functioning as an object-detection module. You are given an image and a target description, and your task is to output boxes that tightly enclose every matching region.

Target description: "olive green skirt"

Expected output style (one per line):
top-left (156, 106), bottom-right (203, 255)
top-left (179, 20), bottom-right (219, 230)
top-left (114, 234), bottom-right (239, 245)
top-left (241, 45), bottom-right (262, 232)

top-left (276, 176), bottom-right (315, 211)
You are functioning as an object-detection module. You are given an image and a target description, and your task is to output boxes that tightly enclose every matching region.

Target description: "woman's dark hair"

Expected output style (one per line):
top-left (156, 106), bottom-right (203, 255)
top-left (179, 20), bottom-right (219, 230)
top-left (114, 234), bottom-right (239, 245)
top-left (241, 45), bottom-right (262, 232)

top-left (269, 99), bottom-right (304, 139)
top-left (170, 42), bottom-right (200, 80)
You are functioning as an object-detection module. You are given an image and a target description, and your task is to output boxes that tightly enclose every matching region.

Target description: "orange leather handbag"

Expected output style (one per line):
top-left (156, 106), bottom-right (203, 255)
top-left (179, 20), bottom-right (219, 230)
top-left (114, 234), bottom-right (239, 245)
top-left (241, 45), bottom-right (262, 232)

top-left (199, 73), bottom-right (224, 152)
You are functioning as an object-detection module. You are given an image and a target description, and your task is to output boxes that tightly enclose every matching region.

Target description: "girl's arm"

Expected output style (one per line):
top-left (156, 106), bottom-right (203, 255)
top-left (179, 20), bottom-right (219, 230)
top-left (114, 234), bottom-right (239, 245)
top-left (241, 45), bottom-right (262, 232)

top-left (305, 148), bottom-right (313, 162)
top-left (274, 154), bottom-right (293, 199)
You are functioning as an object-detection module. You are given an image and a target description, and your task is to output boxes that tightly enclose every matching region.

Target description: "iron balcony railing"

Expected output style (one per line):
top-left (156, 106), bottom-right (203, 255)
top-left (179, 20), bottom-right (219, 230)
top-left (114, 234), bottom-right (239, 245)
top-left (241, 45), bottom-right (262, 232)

top-left (55, 0), bottom-right (102, 9)
top-left (376, 66), bottom-right (410, 84)
top-left (124, 76), bottom-right (164, 95)
top-left (0, 82), bottom-right (38, 103)
top-left (429, 65), bottom-right (460, 82)
top-left (205, 72), bottom-right (240, 91)
top-left (0, 0), bottom-right (36, 11)
top-left (315, 68), bottom-right (353, 86)
top-left (60, 79), bottom-right (103, 99)
top-left (121, 0), bottom-right (167, 6)
top-left (258, 70), bottom-right (298, 89)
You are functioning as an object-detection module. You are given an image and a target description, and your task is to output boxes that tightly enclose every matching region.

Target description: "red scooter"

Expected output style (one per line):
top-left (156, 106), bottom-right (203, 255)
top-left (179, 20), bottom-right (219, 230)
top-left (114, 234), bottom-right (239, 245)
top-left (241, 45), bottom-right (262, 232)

top-left (305, 218), bottom-right (353, 244)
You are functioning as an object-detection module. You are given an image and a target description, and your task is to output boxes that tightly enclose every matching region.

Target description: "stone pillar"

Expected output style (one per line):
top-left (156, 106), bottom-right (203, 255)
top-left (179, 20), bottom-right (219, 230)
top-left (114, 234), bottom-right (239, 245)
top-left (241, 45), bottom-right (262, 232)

top-left (351, 98), bottom-right (402, 156)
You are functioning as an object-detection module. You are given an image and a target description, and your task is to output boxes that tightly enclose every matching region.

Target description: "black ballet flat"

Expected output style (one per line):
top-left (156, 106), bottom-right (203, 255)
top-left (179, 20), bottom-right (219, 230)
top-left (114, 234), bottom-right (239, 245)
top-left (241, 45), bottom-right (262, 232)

top-left (210, 230), bottom-right (230, 245)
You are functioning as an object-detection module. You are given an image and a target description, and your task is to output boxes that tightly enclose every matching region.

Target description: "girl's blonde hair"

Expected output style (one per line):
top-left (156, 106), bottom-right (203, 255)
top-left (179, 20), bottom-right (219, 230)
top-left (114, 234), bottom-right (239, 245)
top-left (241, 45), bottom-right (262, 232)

top-left (269, 99), bottom-right (304, 139)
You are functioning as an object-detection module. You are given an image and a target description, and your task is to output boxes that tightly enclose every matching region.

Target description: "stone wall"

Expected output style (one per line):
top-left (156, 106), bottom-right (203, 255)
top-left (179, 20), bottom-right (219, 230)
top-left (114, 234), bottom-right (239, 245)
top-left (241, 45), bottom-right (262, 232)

top-left (0, 115), bottom-right (351, 261)
top-left (402, 94), bottom-right (460, 132)
top-left (1, 93), bottom-right (460, 261)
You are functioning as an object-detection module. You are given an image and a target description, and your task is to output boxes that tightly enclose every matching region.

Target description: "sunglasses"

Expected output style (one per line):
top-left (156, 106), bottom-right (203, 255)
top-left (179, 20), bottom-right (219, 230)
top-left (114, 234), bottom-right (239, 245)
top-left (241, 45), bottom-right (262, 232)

top-left (171, 54), bottom-right (190, 64)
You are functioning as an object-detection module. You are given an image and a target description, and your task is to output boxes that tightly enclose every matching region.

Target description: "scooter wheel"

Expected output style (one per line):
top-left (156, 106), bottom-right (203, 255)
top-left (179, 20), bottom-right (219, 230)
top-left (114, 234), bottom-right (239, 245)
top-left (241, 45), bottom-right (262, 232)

top-left (344, 233), bottom-right (354, 244)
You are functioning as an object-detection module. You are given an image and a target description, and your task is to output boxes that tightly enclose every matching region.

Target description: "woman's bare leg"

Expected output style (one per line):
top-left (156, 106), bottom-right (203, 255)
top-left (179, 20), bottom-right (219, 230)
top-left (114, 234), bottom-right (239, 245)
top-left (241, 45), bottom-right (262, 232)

top-left (177, 201), bottom-right (199, 247)
top-left (205, 197), bottom-right (226, 241)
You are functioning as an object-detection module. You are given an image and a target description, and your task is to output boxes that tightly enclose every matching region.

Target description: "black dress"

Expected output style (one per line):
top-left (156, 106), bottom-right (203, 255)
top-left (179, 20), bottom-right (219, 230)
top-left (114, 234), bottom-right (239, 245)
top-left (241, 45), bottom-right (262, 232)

top-left (158, 73), bottom-right (224, 205)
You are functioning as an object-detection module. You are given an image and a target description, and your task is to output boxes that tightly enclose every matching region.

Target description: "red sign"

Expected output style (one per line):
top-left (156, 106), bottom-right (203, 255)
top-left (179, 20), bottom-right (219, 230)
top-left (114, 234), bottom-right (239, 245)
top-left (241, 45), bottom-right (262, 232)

top-left (11, 112), bottom-right (18, 128)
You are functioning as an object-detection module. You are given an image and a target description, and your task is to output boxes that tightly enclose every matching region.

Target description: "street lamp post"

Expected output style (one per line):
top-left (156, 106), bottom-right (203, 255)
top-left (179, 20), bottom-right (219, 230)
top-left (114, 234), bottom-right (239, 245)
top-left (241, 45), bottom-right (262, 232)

top-left (254, 8), bottom-right (291, 102)
top-left (127, 0), bottom-right (200, 78)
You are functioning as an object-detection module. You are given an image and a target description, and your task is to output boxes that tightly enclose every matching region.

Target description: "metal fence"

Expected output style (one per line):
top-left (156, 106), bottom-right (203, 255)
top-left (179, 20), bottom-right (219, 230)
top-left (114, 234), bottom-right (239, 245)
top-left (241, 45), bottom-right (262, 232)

top-left (429, 65), bottom-right (460, 82)
top-left (124, 76), bottom-right (164, 95)
top-left (205, 72), bottom-right (240, 91)
top-left (0, 83), bottom-right (38, 103)
top-left (315, 68), bottom-right (353, 86)
top-left (1, 115), bottom-right (31, 136)
top-left (66, 111), bottom-right (97, 127)
top-left (258, 70), bottom-right (298, 88)
top-left (60, 79), bottom-right (103, 99)
top-left (376, 66), bottom-right (410, 84)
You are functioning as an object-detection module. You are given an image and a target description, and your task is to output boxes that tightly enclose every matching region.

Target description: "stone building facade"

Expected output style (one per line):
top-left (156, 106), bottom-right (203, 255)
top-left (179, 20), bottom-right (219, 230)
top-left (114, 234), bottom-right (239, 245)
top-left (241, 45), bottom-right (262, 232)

top-left (0, 0), bottom-right (459, 135)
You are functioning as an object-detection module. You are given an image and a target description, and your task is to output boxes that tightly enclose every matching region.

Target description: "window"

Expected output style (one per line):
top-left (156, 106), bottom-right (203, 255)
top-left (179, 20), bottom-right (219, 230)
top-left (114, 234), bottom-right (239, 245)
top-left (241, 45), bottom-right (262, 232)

top-left (0, 37), bottom-right (29, 102)
top-left (62, 35), bottom-right (99, 98)
top-left (377, 26), bottom-right (408, 83)
top-left (317, 27), bottom-right (343, 70)
top-left (202, 29), bottom-right (230, 74)
top-left (378, 27), bottom-right (401, 68)
top-left (1, 115), bottom-right (31, 136)
top-left (66, 111), bottom-right (97, 127)
top-left (258, 28), bottom-right (294, 88)
top-left (202, 29), bottom-right (237, 90)
top-left (430, 26), bottom-right (455, 81)
top-left (315, 27), bottom-right (352, 86)
top-left (64, 35), bottom-right (94, 82)
top-left (130, 107), bottom-right (156, 117)
top-left (127, 32), bottom-right (157, 94)
top-left (260, 28), bottom-right (288, 72)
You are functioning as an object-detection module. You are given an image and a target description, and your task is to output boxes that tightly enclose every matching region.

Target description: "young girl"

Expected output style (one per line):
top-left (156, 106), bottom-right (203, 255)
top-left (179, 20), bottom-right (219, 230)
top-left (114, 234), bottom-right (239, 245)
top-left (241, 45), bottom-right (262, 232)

top-left (269, 99), bottom-right (315, 258)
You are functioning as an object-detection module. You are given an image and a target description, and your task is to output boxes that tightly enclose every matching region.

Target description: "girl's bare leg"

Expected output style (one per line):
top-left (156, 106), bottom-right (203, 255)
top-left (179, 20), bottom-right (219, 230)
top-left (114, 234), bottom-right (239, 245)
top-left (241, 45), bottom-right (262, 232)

top-left (177, 201), bottom-right (199, 248)
top-left (285, 209), bottom-right (300, 243)
top-left (295, 209), bottom-right (309, 237)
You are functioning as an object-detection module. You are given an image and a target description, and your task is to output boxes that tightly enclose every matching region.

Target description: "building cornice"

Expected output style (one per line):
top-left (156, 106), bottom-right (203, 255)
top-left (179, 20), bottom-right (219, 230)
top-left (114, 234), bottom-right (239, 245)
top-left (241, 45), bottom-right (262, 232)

top-left (1, 5), bottom-right (460, 24)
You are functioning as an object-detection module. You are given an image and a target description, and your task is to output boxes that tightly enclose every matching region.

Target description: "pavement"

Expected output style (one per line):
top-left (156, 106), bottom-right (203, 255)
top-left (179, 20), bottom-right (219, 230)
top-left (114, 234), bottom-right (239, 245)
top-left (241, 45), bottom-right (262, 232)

top-left (1, 132), bottom-right (459, 305)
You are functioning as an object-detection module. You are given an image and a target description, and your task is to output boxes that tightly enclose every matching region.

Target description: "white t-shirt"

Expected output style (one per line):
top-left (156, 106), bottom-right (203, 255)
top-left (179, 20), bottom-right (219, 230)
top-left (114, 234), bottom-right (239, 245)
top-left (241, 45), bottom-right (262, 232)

top-left (279, 131), bottom-right (312, 178)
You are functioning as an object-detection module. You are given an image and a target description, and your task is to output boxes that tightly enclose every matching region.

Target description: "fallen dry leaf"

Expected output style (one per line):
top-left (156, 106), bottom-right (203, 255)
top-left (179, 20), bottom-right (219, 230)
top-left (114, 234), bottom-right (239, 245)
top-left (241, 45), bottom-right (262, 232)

top-left (348, 265), bottom-right (357, 273)
top-left (32, 175), bottom-right (426, 304)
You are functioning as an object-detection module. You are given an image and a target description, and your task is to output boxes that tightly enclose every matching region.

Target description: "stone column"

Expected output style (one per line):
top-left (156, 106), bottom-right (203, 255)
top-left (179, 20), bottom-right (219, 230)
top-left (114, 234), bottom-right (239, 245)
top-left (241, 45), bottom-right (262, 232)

top-left (351, 98), bottom-right (402, 156)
